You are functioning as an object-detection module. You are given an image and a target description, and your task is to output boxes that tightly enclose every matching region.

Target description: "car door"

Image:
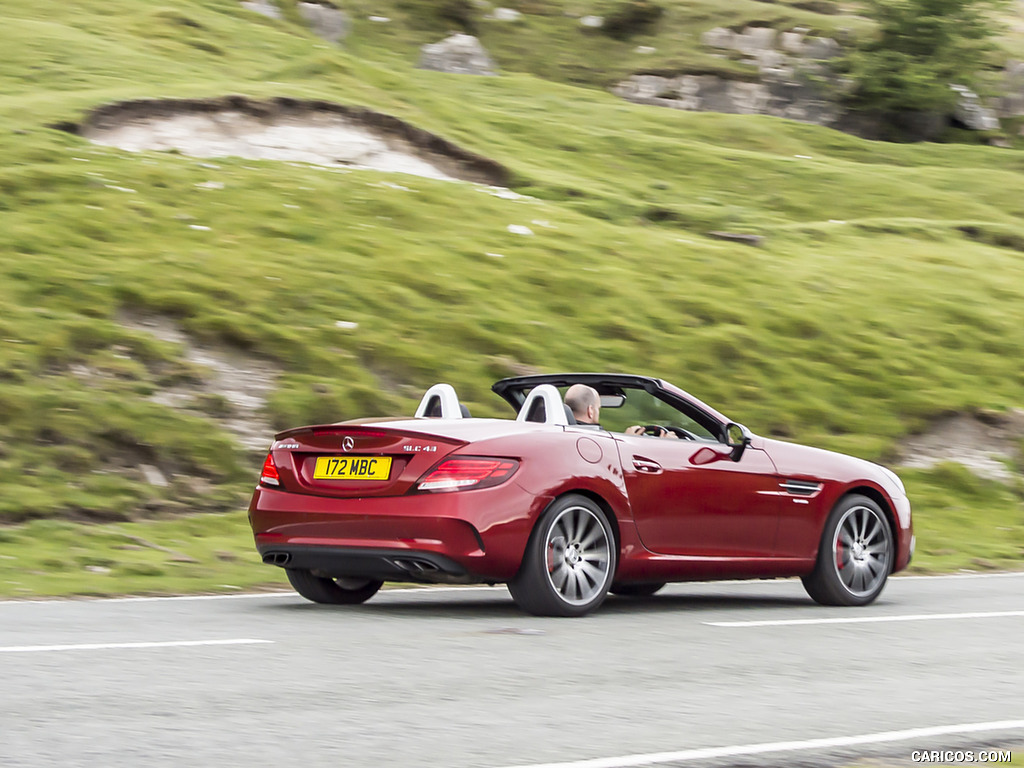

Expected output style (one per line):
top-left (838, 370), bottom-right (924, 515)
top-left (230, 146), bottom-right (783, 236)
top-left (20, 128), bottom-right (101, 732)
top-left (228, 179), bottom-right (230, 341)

top-left (615, 435), bottom-right (782, 558)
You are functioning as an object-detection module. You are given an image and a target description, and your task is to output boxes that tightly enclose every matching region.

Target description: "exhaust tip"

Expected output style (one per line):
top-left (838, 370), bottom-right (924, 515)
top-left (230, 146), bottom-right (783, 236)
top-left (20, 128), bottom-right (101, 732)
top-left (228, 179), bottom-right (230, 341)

top-left (391, 558), bottom-right (440, 574)
top-left (262, 552), bottom-right (291, 566)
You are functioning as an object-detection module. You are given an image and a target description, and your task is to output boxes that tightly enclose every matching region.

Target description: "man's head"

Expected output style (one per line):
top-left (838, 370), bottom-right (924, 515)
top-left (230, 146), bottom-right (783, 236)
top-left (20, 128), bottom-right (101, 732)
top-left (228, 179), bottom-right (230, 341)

top-left (565, 383), bottom-right (601, 425)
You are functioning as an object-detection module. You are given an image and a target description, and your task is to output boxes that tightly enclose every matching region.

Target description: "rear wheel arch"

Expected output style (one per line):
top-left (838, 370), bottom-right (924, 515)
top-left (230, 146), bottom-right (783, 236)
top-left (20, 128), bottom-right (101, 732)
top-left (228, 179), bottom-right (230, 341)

top-left (508, 491), bottom-right (619, 616)
top-left (557, 489), bottom-right (621, 563)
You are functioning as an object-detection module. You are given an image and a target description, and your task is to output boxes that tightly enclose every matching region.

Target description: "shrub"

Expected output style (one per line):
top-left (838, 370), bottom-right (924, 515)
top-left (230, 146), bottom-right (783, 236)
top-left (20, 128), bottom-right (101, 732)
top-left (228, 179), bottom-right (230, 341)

top-left (602, 1), bottom-right (665, 41)
top-left (438, 0), bottom-right (478, 33)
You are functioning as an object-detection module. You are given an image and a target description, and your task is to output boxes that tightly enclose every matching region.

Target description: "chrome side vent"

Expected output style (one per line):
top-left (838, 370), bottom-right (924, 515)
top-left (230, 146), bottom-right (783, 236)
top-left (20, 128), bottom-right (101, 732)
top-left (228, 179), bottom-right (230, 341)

top-left (781, 480), bottom-right (823, 497)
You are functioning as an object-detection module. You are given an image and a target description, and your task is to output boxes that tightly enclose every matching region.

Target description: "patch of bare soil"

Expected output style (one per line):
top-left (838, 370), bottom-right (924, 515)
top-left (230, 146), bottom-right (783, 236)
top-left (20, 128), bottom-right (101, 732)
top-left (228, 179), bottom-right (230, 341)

top-left (119, 312), bottom-right (279, 452)
top-left (898, 410), bottom-right (1024, 482)
top-left (64, 96), bottom-right (508, 185)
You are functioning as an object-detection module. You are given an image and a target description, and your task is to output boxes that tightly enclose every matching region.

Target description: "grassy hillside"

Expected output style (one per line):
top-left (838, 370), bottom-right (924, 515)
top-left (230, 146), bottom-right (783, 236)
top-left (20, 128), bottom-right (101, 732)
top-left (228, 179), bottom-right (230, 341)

top-left (0, 0), bottom-right (1023, 596)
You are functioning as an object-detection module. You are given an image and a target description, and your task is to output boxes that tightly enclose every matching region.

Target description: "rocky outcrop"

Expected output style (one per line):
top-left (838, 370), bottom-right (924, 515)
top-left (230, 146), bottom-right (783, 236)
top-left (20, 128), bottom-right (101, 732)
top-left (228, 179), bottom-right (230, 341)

top-left (419, 34), bottom-right (497, 76)
top-left (614, 71), bottom-right (842, 126)
top-left (950, 84), bottom-right (999, 131)
top-left (996, 60), bottom-right (1024, 118)
top-left (241, 0), bottom-right (281, 20)
top-left (298, 1), bottom-right (348, 44)
top-left (490, 8), bottom-right (522, 21)
top-left (617, 26), bottom-right (846, 127)
top-left (618, 24), bottom-right (1008, 136)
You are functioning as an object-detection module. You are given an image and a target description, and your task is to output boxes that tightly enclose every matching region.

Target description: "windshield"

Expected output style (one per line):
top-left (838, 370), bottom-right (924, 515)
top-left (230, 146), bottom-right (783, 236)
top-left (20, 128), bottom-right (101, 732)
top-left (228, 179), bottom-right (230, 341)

top-left (597, 387), bottom-right (718, 440)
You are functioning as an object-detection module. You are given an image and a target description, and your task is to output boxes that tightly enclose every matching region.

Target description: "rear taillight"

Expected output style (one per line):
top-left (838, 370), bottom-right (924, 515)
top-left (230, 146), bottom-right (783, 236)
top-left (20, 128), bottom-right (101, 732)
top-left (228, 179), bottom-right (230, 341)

top-left (414, 457), bottom-right (519, 493)
top-left (260, 453), bottom-right (280, 487)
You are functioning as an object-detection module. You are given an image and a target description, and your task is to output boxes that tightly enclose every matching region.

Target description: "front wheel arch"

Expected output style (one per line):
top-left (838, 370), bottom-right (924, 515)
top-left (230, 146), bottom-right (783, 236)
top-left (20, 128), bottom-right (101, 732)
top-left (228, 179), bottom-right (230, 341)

top-left (803, 493), bottom-right (894, 606)
top-left (836, 486), bottom-right (897, 564)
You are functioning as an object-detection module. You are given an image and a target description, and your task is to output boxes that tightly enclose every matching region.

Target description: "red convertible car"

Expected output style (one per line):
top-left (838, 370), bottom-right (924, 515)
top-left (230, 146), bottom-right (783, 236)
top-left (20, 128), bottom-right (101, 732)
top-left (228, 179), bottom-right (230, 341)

top-left (249, 373), bottom-right (913, 616)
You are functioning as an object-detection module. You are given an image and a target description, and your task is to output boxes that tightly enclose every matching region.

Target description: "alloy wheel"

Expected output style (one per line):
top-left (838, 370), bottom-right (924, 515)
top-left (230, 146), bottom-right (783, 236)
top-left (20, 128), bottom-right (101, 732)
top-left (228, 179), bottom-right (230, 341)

top-left (544, 505), bottom-right (612, 606)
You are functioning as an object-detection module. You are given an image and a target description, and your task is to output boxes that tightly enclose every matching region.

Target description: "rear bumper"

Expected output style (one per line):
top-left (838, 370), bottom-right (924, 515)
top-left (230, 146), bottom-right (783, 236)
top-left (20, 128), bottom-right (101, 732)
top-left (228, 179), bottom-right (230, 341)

top-left (257, 545), bottom-right (473, 583)
top-left (248, 482), bottom-right (548, 582)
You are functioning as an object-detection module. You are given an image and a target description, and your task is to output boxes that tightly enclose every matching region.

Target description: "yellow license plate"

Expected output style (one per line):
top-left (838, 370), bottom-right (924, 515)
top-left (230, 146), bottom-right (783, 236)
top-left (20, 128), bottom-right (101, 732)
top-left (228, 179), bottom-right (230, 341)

top-left (313, 456), bottom-right (392, 481)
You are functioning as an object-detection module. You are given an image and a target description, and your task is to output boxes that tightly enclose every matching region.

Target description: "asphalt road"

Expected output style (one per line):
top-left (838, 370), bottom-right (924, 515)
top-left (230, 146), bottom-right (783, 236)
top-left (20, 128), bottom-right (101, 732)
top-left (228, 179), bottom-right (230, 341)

top-left (1, 574), bottom-right (1022, 768)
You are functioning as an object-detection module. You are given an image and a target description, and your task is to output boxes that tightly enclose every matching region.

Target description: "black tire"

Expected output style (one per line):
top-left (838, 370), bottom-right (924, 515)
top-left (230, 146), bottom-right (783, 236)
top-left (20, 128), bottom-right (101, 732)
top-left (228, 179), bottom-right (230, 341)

top-left (508, 494), bottom-right (617, 617)
top-left (286, 569), bottom-right (383, 605)
top-left (802, 494), bottom-right (893, 607)
top-left (611, 582), bottom-right (666, 597)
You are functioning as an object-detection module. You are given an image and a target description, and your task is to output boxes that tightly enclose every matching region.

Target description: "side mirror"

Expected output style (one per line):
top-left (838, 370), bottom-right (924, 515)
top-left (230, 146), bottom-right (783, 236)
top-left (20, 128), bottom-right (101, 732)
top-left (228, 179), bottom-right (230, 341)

top-left (724, 422), bottom-right (752, 462)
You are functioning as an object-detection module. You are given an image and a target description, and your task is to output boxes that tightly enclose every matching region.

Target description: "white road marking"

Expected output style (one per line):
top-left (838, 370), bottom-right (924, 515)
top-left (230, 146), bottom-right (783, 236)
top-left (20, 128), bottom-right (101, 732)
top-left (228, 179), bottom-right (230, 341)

top-left (894, 571), bottom-right (1024, 580)
top-left (706, 610), bottom-right (1024, 628)
top-left (0, 639), bottom-right (273, 653)
top-left (495, 719), bottom-right (1024, 768)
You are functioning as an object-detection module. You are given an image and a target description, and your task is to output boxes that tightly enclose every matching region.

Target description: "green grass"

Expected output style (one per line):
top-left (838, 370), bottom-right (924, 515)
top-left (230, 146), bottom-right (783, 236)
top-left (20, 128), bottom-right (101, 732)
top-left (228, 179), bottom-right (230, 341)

top-left (339, 0), bottom-right (875, 87)
top-left (0, 511), bottom-right (288, 598)
top-left (0, 0), bottom-right (1023, 596)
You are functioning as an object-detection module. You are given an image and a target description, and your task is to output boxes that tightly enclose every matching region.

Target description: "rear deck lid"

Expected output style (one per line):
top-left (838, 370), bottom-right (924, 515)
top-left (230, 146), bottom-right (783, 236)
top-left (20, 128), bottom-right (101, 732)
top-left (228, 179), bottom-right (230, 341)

top-left (270, 424), bottom-right (467, 498)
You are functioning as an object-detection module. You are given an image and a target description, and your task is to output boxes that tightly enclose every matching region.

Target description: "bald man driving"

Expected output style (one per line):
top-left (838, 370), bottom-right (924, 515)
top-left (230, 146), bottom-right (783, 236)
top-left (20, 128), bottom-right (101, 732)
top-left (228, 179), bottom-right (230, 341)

top-left (564, 383), bottom-right (676, 438)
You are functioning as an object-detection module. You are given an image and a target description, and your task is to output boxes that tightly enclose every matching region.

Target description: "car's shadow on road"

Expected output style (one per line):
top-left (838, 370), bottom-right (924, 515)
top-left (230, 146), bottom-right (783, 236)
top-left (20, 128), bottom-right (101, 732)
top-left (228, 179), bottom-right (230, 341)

top-left (263, 590), bottom-right (814, 619)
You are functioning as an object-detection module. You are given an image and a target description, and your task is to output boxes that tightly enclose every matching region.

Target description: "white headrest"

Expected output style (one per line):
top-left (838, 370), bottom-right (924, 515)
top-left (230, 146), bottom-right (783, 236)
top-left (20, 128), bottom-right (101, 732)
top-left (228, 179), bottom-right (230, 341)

top-left (415, 383), bottom-right (464, 419)
top-left (515, 384), bottom-right (569, 425)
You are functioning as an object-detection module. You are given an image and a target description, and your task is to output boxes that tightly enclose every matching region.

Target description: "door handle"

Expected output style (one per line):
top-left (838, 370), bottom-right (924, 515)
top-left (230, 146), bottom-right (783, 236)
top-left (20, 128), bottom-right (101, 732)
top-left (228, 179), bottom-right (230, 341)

top-left (633, 457), bottom-right (662, 474)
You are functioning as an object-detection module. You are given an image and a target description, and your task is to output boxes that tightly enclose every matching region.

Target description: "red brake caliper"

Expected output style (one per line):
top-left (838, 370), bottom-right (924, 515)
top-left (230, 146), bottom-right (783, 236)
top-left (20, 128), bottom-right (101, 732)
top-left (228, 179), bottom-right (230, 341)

top-left (836, 537), bottom-right (845, 570)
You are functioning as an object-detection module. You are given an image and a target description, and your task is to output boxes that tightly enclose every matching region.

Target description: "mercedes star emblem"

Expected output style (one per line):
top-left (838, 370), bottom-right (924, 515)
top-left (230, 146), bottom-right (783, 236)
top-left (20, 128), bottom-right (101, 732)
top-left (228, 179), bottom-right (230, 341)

top-left (342, 436), bottom-right (355, 452)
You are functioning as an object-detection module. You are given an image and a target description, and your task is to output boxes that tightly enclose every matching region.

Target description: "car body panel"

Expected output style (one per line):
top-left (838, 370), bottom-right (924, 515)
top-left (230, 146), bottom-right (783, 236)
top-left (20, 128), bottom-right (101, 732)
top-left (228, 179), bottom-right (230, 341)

top-left (615, 435), bottom-right (782, 558)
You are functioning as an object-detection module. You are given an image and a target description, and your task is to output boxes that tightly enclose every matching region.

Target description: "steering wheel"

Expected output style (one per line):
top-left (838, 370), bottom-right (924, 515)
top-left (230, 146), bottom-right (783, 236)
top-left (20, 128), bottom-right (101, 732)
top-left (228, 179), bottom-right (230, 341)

top-left (640, 425), bottom-right (696, 440)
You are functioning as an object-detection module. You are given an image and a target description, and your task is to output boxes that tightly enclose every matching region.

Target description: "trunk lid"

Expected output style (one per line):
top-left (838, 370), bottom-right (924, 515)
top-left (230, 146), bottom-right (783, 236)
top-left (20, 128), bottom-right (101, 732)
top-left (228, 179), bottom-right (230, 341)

top-left (270, 424), bottom-right (467, 498)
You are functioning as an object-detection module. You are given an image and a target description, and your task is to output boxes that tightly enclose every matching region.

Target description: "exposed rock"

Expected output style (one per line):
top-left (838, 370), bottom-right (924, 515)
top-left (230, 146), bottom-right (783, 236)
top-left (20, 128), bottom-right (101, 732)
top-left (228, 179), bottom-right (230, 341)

top-left (490, 7), bottom-right (521, 21)
top-left (735, 27), bottom-right (777, 55)
top-left (709, 231), bottom-right (764, 246)
top-left (802, 36), bottom-right (841, 60)
top-left (635, 45), bottom-right (656, 55)
top-left (613, 68), bottom-right (842, 127)
top-left (298, 1), bottom-right (348, 43)
top-left (419, 33), bottom-right (497, 76)
top-left (702, 26), bottom-right (733, 49)
top-left (580, 15), bottom-right (604, 28)
top-left (950, 84), bottom-right (999, 131)
top-left (899, 410), bottom-right (1024, 483)
top-left (74, 96), bottom-right (509, 186)
top-left (622, 23), bottom-right (1011, 136)
top-left (140, 464), bottom-right (169, 488)
top-left (996, 60), bottom-right (1024, 118)
top-left (241, 0), bottom-right (281, 20)
top-left (779, 31), bottom-right (805, 54)
top-left (755, 48), bottom-right (786, 73)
